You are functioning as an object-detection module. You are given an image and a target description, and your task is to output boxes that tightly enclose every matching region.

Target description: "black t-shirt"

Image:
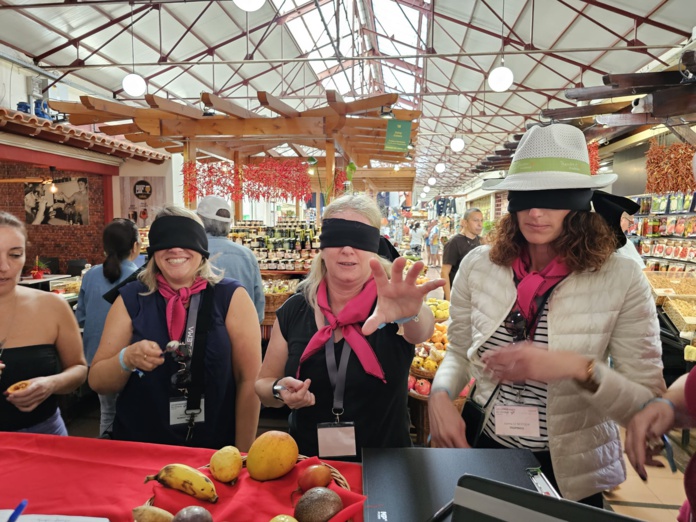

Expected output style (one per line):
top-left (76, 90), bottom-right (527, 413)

top-left (277, 293), bottom-right (414, 460)
top-left (443, 234), bottom-right (481, 287)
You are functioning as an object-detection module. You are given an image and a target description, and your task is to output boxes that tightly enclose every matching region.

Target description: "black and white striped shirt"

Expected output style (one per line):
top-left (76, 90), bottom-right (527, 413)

top-left (477, 303), bottom-right (550, 451)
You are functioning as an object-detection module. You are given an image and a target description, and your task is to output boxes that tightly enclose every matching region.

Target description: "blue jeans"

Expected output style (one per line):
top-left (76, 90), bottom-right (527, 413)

top-left (18, 408), bottom-right (68, 436)
top-left (99, 392), bottom-right (118, 437)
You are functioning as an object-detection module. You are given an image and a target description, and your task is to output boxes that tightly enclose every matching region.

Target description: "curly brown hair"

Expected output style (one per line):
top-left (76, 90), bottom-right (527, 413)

top-left (488, 211), bottom-right (617, 272)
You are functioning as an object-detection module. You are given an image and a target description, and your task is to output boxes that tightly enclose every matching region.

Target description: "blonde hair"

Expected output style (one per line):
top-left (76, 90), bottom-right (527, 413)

top-left (299, 194), bottom-right (391, 310)
top-left (139, 205), bottom-right (223, 293)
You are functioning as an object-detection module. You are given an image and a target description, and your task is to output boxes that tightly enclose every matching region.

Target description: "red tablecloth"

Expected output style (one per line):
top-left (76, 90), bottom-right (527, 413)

top-left (0, 433), bottom-right (364, 522)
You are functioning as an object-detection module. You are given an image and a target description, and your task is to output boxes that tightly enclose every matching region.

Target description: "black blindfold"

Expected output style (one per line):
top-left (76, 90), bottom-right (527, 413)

top-left (147, 215), bottom-right (209, 258)
top-left (320, 218), bottom-right (380, 253)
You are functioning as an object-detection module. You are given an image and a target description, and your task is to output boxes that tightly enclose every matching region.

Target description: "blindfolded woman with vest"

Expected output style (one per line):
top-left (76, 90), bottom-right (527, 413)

top-left (428, 124), bottom-right (665, 506)
top-left (89, 206), bottom-right (261, 451)
top-left (256, 194), bottom-right (445, 460)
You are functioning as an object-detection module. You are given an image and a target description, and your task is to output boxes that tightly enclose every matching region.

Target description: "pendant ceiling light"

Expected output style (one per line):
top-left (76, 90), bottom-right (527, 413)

top-left (487, 0), bottom-right (514, 93)
top-left (435, 163), bottom-right (446, 174)
top-left (427, 177), bottom-right (437, 186)
top-left (122, 6), bottom-right (146, 97)
top-left (420, 192), bottom-right (426, 199)
top-left (450, 136), bottom-right (466, 152)
top-left (233, 0), bottom-right (266, 12)
top-left (423, 186), bottom-right (431, 193)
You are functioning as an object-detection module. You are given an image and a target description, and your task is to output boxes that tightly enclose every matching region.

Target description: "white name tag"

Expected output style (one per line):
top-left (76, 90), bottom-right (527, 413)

top-left (317, 422), bottom-right (357, 458)
top-left (169, 397), bottom-right (205, 426)
top-left (494, 405), bottom-right (540, 437)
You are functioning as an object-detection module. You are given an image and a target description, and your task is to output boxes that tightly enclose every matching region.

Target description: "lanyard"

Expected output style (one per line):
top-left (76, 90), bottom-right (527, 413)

top-left (325, 335), bottom-right (352, 423)
top-left (182, 293), bottom-right (201, 347)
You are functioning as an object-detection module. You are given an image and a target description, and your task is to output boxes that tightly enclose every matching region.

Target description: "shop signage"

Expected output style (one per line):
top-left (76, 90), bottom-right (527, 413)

top-left (384, 120), bottom-right (411, 152)
top-left (133, 180), bottom-right (152, 200)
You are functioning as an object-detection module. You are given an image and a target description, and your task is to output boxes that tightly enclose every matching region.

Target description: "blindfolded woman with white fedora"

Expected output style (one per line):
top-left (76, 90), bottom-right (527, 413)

top-left (428, 123), bottom-right (665, 506)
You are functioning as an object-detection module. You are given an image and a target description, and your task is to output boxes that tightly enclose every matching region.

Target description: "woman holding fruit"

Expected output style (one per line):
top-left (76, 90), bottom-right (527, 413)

top-left (256, 194), bottom-right (444, 460)
top-left (428, 124), bottom-right (665, 507)
top-left (89, 206), bottom-right (261, 451)
top-left (0, 211), bottom-right (87, 435)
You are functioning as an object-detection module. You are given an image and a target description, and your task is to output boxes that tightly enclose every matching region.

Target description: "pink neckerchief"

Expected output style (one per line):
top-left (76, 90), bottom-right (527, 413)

top-left (156, 274), bottom-right (208, 342)
top-left (511, 251), bottom-right (570, 324)
top-left (297, 278), bottom-right (385, 382)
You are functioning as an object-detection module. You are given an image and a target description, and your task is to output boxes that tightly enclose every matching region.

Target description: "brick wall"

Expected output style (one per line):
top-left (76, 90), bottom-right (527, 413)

top-left (494, 191), bottom-right (509, 219)
top-left (0, 162), bottom-right (105, 273)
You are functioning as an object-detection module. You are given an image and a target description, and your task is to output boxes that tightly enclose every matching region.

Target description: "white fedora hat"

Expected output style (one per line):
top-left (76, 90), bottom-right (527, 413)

top-left (483, 124), bottom-right (617, 191)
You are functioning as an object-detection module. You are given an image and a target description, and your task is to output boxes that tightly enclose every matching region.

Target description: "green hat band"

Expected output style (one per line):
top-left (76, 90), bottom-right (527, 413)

top-left (508, 157), bottom-right (590, 176)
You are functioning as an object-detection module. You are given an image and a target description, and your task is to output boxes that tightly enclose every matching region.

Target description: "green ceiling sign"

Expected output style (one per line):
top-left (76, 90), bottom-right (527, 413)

top-left (384, 120), bottom-right (411, 152)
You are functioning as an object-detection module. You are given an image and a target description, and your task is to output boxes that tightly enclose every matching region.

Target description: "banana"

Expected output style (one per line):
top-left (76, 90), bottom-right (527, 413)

top-left (145, 463), bottom-right (219, 503)
top-left (132, 505), bottom-right (174, 522)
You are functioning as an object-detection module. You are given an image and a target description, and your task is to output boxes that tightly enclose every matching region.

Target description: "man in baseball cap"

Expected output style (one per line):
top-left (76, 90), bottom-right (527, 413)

top-left (197, 195), bottom-right (265, 322)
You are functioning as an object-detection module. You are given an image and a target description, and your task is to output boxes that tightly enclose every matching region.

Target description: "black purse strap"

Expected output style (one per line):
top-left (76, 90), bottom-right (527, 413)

top-left (186, 284), bottom-right (215, 413)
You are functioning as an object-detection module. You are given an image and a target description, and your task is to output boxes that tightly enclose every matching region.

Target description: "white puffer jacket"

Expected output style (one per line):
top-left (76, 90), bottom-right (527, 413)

top-left (433, 246), bottom-right (666, 501)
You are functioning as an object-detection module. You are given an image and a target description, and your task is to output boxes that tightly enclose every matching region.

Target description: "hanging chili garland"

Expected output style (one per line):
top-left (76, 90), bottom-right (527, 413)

top-left (180, 158), bottom-right (312, 202)
top-left (645, 138), bottom-right (696, 194)
top-left (587, 142), bottom-right (600, 175)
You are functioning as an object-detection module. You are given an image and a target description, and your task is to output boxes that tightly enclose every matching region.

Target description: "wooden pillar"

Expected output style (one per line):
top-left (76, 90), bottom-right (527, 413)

top-left (295, 199), bottom-right (300, 219)
top-left (233, 151), bottom-right (243, 223)
top-left (183, 140), bottom-right (196, 209)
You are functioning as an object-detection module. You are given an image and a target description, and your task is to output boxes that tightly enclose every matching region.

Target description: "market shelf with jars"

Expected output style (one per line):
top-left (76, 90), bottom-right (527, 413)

top-left (631, 192), bottom-right (696, 397)
top-left (629, 192), bottom-right (696, 272)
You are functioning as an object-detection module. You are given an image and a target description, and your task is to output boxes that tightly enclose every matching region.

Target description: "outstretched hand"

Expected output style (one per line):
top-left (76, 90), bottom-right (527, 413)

top-left (362, 257), bottom-right (445, 336)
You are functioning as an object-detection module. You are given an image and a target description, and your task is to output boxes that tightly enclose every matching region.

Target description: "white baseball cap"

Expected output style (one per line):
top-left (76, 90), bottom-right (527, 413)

top-left (196, 195), bottom-right (232, 223)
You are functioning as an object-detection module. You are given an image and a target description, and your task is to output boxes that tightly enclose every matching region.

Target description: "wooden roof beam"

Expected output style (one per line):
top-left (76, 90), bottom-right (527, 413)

top-left (344, 93), bottom-right (399, 115)
top-left (144, 94), bottom-right (205, 120)
top-left (541, 101), bottom-right (633, 120)
top-left (160, 117), bottom-right (325, 138)
top-left (99, 123), bottom-right (141, 136)
top-left (257, 91), bottom-right (300, 118)
top-left (326, 90), bottom-right (347, 116)
top-left (200, 92), bottom-right (256, 119)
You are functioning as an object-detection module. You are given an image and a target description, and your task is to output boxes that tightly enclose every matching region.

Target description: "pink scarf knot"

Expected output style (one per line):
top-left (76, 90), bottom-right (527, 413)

top-left (512, 251), bottom-right (570, 324)
top-left (297, 279), bottom-right (385, 382)
top-left (156, 274), bottom-right (208, 341)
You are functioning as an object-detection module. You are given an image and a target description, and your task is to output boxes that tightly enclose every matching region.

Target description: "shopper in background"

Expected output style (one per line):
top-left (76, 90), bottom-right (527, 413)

top-left (89, 206), bottom-right (261, 451)
top-left (256, 194), bottom-right (444, 460)
top-left (441, 208), bottom-right (483, 301)
top-left (626, 369), bottom-right (695, 521)
top-left (428, 124), bottom-right (665, 506)
top-left (409, 222), bottom-right (425, 255)
top-left (428, 219), bottom-right (441, 268)
top-left (75, 218), bottom-right (141, 437)
top-left (196, 195), bottom-right (265, 323)
top-left (617, 212), bottom-right (645, 268)
top-left (0, 211), bottom-right (87, 435)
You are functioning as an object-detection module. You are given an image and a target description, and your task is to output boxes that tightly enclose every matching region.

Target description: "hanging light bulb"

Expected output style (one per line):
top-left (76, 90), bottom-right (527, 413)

top-left (122, 5), bottom-right (146, 97)
top-left (435, 163), bottom-right (446, 174)
top-left (450, 136), bottom-right (466, 152)
top-left (423, 186), bottom-right (431, 193)
top-left (122, 73), bottom-right (146, 97)
top-left (487, 61), bottom-right (514, 92)
top-left (233, 0), bottom-right (266, 11)
top-left (428, 177), bottom-right (436, 186)
top-left (487, 0), bottom-right (514, 93)
top-left (420, 192), bottom-right (426, 199)
top-left (50, 183), bottom-right (58, 193)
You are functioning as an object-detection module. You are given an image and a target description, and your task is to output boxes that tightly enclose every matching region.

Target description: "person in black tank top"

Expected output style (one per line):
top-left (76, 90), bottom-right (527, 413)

top-left (0, 211), bottom-right (87, 434)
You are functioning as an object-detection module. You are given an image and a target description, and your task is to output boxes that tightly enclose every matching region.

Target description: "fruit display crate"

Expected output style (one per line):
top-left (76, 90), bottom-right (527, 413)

top-left (644, 272), bottom-right (696, 306)
top-left (408, 391), bottom-right (466, 446)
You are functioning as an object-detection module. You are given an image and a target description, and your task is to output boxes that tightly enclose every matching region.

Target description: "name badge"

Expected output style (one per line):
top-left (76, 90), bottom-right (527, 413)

top-left (493, 405), bottom-right (540, 437)
top-left (317, 422), bottom-right (357, 458)
top-left (169, 397), bottom-right (205, 426)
